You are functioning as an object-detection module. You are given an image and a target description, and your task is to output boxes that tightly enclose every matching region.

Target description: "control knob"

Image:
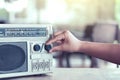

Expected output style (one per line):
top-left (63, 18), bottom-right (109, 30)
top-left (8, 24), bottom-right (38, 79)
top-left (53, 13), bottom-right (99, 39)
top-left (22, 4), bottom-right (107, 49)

top-left (33, 44), bottom-right (41, 51)
top-left (44, 44), bottom-right (52, 52)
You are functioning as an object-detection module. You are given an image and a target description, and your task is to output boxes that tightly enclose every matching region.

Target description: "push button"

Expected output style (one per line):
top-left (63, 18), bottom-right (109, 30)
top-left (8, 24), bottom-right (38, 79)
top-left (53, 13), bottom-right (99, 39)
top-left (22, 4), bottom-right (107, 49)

top-left (44, 44), bottom-right (52, 52)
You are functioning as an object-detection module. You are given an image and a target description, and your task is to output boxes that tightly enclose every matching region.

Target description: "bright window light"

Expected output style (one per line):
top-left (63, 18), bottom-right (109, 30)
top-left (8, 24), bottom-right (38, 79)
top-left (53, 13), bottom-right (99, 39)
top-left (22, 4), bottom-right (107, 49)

top-left (4, 0), bottom-right (28, 12)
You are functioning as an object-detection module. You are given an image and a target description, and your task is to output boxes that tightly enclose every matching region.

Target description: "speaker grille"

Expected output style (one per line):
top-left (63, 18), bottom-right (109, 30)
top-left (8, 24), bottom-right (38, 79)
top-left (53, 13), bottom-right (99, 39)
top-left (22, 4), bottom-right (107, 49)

top-left (0, 44), bottom-right (25, 71)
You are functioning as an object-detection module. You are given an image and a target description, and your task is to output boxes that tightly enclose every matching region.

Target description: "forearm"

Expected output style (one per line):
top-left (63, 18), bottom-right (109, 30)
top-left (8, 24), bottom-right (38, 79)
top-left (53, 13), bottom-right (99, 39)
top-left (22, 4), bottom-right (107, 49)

top-left (79, 41), bottom-right (120, 64)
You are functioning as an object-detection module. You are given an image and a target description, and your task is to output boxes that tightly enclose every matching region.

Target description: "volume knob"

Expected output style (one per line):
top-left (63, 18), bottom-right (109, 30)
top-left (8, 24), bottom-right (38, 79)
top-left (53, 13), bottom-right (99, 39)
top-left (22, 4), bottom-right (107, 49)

top-left (33, 44), bottom-right (41, 51)
top-left (44, 44), bottom-right (52, 52)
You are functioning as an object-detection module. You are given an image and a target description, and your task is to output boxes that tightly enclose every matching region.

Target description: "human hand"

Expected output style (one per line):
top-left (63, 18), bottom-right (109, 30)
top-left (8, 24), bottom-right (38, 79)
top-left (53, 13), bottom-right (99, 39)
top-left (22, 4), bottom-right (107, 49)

top-left (46, 30), bottom-right (81, 52)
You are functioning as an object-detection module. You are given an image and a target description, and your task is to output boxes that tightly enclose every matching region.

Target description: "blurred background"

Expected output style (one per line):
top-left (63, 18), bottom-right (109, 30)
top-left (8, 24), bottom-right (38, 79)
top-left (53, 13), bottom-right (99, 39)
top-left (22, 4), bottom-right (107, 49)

top-left (0, 0), bottom-right (120, 68)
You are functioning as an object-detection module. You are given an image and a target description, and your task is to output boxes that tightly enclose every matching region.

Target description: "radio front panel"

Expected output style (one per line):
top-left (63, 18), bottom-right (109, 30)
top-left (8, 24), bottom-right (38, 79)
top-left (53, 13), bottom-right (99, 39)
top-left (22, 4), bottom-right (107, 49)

top-left (0, 24), bottom-right (53, 78)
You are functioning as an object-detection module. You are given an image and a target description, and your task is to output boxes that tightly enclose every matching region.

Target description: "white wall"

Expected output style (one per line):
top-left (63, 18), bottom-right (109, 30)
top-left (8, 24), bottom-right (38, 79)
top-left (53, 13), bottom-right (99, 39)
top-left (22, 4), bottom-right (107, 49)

top-left (8, 0), bottom-right (115, 30)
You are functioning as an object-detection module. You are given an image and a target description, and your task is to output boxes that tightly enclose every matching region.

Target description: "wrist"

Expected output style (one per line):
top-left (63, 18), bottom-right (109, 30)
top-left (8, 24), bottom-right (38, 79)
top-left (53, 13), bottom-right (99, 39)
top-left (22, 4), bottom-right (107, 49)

top-left (77, 41), bottom-right (87, 52)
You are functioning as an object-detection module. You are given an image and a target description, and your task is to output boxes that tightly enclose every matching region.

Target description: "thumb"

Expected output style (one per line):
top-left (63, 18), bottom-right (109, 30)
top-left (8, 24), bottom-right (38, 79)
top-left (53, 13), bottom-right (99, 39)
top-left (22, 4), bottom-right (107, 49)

top-left (49, 45), bottom-right (63, 52)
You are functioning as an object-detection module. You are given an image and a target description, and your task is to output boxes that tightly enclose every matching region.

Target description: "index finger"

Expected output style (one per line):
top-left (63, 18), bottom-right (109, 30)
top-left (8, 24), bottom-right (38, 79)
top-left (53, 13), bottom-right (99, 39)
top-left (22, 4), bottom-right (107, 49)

top-left (54, 30), bottom-right (65, 36)
top-left (46, 33), bottom-right (65, 45)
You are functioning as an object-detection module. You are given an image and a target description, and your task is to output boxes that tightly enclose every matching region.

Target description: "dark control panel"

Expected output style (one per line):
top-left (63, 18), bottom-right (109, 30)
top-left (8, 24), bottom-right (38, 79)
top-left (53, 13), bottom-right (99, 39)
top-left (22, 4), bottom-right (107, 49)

top-left (0, 28), bottom-right (47, 37)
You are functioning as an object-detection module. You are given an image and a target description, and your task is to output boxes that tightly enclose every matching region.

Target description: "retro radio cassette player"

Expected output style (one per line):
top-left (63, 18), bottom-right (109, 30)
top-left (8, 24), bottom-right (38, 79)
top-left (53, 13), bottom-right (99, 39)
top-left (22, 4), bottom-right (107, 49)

top-left (0, 24), bottom-right (53, 78)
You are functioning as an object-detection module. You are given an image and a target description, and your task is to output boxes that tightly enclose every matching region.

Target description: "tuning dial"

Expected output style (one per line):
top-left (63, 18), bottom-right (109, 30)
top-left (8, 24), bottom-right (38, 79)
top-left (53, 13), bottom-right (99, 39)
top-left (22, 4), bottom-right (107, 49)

top-left (33, 44), bottom-right (41, 51)
top-left (44, 44), bottom-right (52, 52)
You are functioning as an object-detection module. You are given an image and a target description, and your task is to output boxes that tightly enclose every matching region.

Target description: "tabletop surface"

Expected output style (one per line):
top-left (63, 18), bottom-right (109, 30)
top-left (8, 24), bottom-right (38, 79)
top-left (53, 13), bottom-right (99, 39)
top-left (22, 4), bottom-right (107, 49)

top-left (3, 68), bottom-right (120, 80)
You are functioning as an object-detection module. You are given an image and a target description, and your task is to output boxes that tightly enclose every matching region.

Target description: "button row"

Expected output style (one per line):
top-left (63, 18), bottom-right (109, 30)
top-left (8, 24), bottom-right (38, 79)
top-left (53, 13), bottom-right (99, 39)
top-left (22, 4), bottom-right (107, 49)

top-left (32, 60), bottom-right (51, 71)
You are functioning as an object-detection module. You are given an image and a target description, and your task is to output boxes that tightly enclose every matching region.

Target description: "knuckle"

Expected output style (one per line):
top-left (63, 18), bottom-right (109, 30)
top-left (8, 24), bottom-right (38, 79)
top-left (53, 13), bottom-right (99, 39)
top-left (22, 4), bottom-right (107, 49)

top-left (64, 30), bottom-right (70, 34)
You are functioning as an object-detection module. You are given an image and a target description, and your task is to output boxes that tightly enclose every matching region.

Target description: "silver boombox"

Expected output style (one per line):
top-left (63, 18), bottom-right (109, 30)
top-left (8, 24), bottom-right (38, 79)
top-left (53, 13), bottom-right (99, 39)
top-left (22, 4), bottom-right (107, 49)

top-left (0, 24), bottom-right (53, 78)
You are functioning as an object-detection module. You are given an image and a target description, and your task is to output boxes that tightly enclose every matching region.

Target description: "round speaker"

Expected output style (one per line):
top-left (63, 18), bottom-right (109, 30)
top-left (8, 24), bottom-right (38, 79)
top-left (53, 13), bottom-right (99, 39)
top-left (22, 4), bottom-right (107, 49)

top-left (0, 44), bottom-right (25, 71)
